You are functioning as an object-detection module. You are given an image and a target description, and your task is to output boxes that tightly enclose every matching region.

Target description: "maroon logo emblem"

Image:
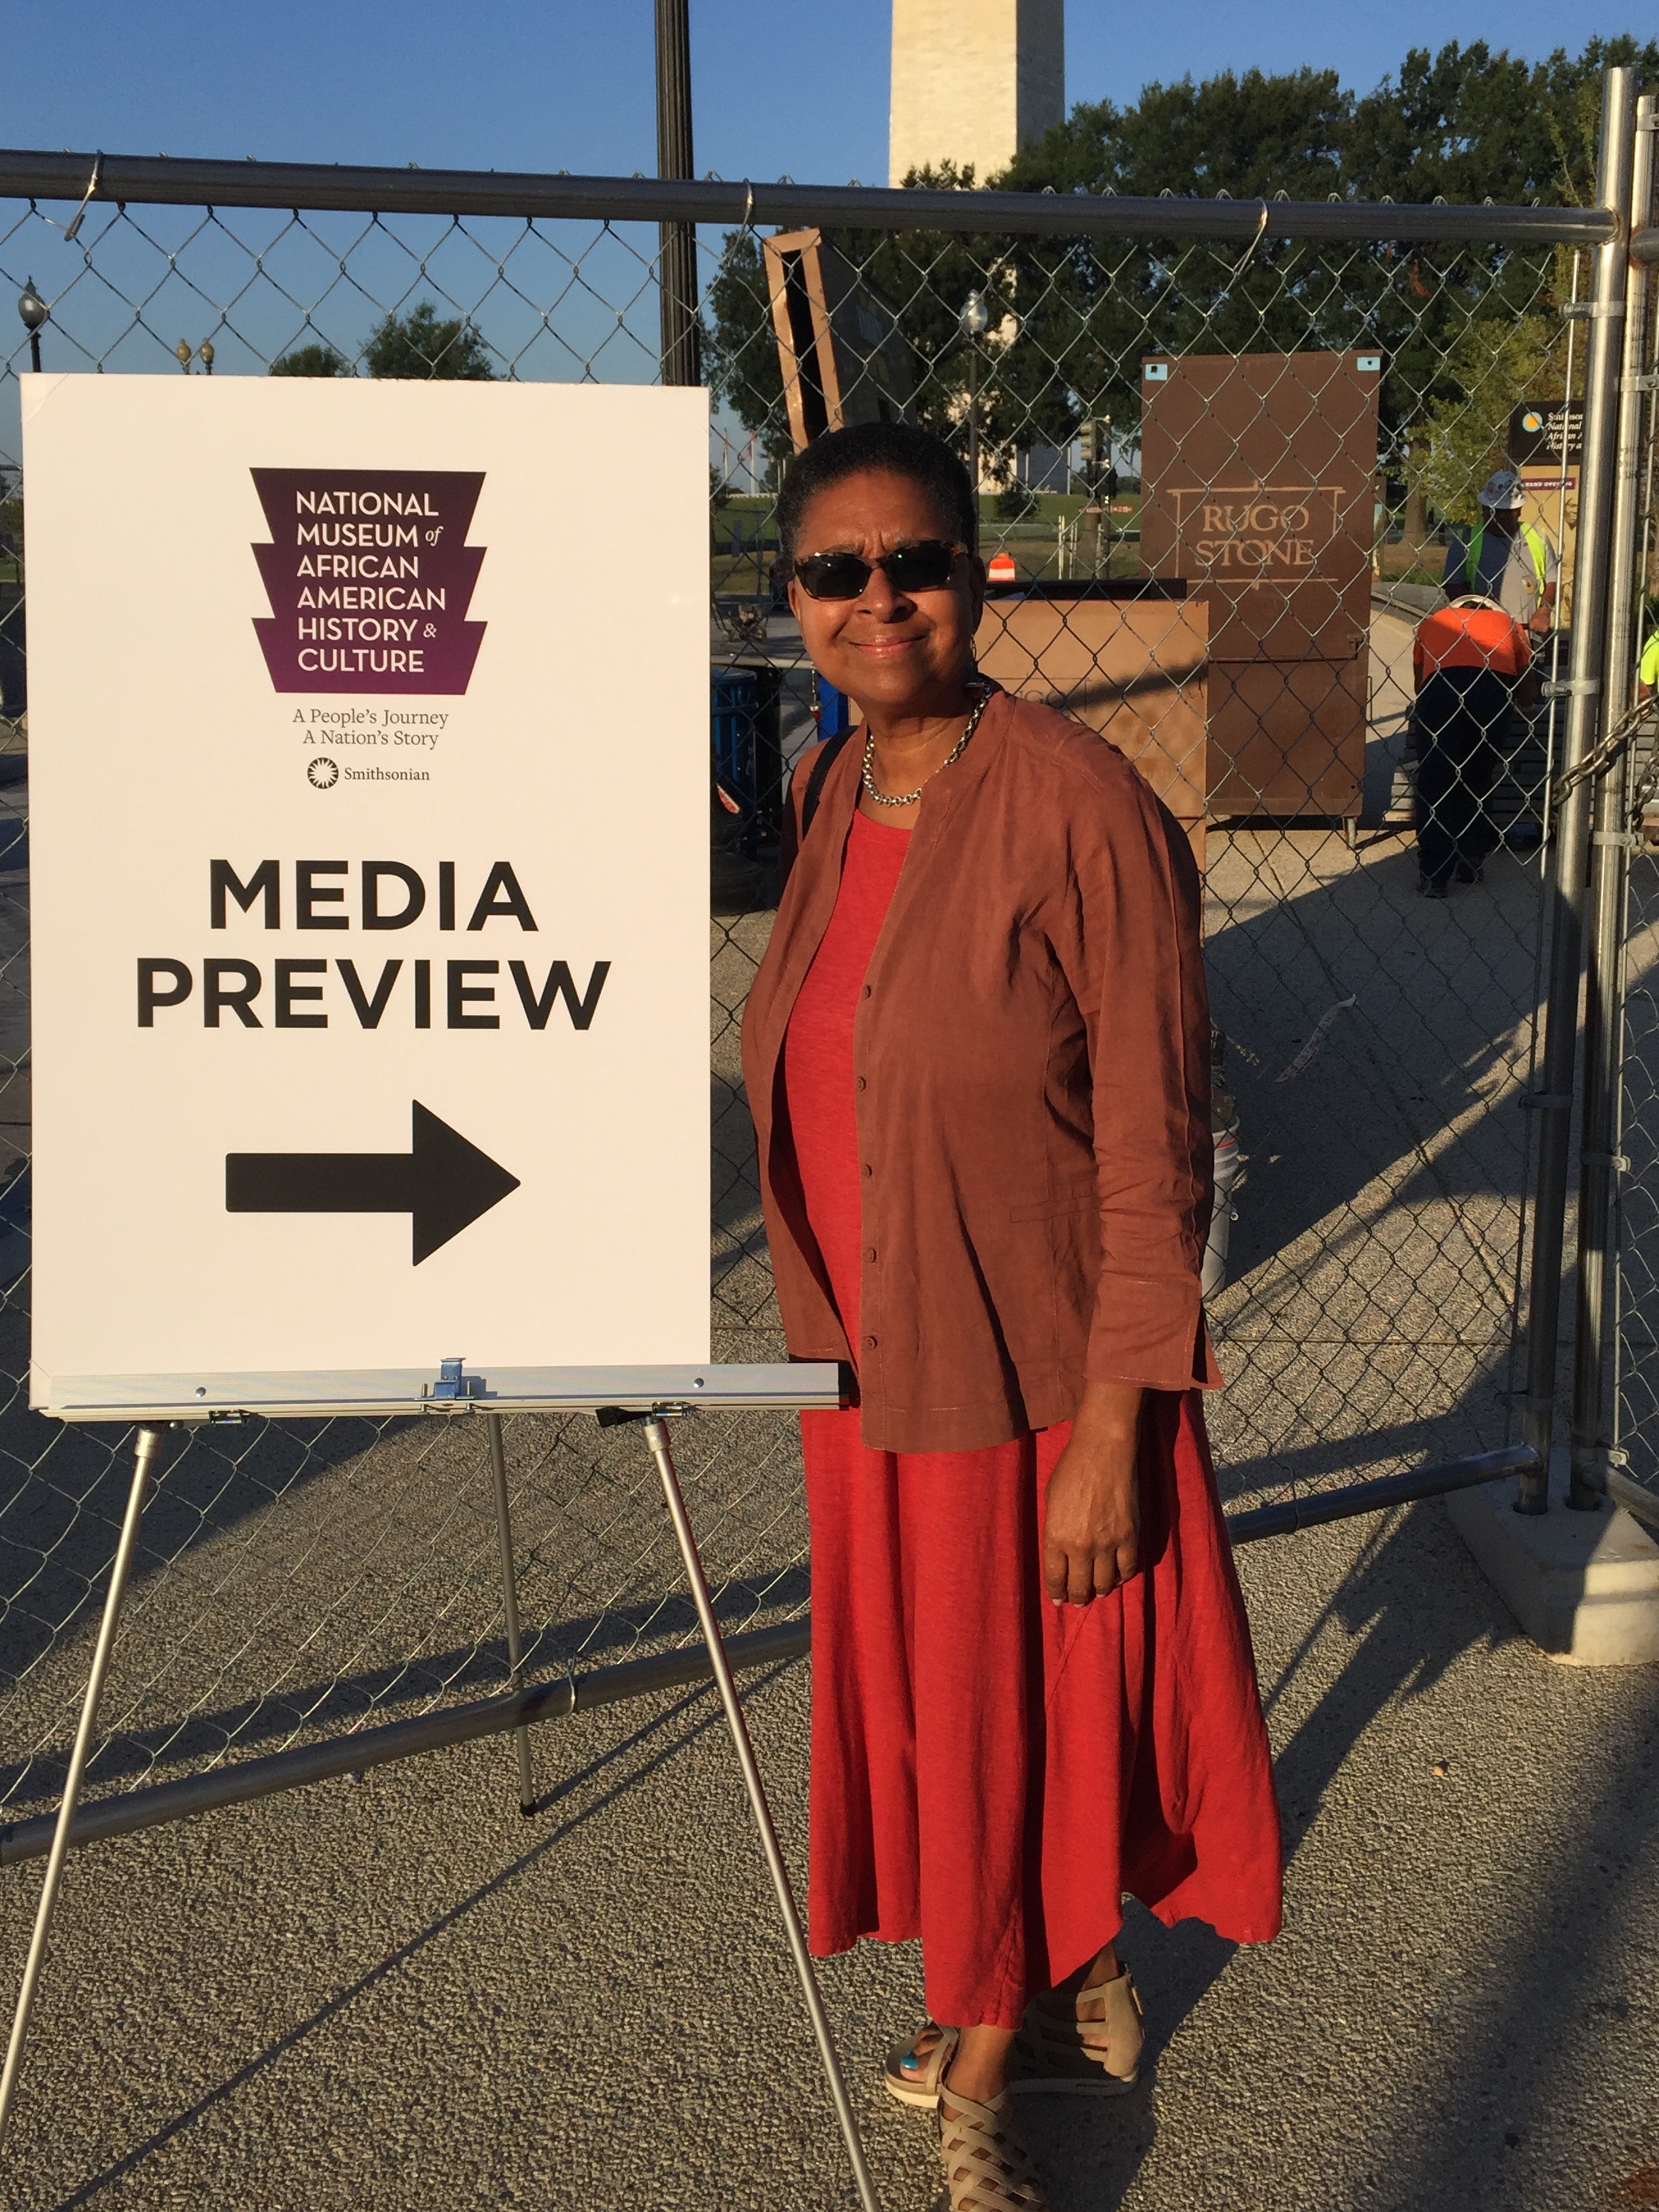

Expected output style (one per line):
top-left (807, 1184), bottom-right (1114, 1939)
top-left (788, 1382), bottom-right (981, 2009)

top-left (251, 468), bottom-right (487, 695)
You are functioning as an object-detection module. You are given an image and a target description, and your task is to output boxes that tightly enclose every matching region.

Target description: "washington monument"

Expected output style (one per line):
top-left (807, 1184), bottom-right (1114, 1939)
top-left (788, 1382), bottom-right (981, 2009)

top-left (888, 0), bottom-right (1065, 188)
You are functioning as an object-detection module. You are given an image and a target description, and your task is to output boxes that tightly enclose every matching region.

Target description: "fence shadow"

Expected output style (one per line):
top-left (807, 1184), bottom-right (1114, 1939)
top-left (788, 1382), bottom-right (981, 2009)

top-left (0, 1382), bottom-right (409, 1706)
top-left (0, 1563), bottom-right (811, 1815)
top-left (1366, 1661), bottom-right (1659, 2210)
top-left (1207, 830), bottom-right (1544, 1293)
top-left (37, 1674), bottom-right (754, 2212)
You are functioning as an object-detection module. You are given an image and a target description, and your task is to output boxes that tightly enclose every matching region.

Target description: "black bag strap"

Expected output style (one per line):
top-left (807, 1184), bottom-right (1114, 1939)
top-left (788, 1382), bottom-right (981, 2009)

top-left (800, 726), bottom-right (853, 840)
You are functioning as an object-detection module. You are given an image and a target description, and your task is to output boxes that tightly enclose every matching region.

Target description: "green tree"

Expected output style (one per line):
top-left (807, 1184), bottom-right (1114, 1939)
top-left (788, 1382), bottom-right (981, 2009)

top-left (1006, 64), bottom-right (1349, 199)
top-left (1345, 37), bottom-right (1658, 204)
top-left (704, 176), bottom-right (1080, 487)
top-left (269, 341), bottom-right (352, 377)
top-left (706, 66), bottom-right (1361, 474)
top-left (703, 239), bottom-right (793, 469)
top-left (363, 302), bottom-right (495, 380)
top-left (702, 35), bottom-right (1658, 508)
top-left (1410, 313), bottom-right (1561, 525)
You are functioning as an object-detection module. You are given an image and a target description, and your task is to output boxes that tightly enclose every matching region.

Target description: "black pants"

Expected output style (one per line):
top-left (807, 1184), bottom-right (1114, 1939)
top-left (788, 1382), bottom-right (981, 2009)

top-left (1414, 668), bottom-right (1518, 887)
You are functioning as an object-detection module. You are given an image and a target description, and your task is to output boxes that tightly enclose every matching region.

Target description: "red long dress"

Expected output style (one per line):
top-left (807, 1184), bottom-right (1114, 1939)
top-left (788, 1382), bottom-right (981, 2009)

top-left (783, 810), bottom-right (1282, 2032)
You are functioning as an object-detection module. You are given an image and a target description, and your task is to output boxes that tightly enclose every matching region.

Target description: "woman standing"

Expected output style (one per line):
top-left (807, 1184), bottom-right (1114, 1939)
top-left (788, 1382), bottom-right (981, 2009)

top-left (742, 424), bottom-right (1281, 2211)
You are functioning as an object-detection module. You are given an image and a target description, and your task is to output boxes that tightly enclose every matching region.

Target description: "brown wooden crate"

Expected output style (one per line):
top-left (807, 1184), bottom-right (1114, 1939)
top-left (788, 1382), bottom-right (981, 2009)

top-left (975, 594), bottom-right (1209, 862)
top-left (1206, 657), bottom-right (1368, 817)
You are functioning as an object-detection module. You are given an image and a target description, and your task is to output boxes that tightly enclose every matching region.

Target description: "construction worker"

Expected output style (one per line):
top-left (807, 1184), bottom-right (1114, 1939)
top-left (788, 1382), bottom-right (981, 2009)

top-left (1442, 470), bottom-right (1558, 633)
top-left (1637, 628), bottom-right (1659, 849)
top-left (1412, 594), bottom-right (1537, 897)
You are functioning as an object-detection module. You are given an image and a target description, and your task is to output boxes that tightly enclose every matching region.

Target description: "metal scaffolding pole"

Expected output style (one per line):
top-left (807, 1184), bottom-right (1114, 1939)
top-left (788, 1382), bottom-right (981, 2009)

top-left (655, 0), bottom-right (701, 389)
top-left (0, 148), bottom-right (1618, 244)
top-left (1518, 65), bottom-right (1639, 1511)
top-left (1569, 91), bottom-right (1657, 1512)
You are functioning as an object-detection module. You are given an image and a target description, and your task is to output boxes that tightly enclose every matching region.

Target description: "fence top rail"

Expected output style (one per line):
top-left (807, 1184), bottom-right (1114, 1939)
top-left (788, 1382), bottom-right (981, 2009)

top-left (0, 146), bottom-right (1620, 247)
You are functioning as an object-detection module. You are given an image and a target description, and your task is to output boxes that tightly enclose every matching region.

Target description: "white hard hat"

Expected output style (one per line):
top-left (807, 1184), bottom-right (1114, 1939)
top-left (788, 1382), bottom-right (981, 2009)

top-left (1477, 469), bottom-right (1523, 510)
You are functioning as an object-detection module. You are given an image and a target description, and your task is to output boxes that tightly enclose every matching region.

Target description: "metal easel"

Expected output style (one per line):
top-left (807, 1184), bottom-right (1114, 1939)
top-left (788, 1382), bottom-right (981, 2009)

top-left (0, 1374), bottom-right (880, 2209)
top-left (0, 1421), bottom-right (169, 2144)
top-left (638, 1411), bottom-right (882, 2212)
top-left (485, 1412), bottom-right (537, 1815)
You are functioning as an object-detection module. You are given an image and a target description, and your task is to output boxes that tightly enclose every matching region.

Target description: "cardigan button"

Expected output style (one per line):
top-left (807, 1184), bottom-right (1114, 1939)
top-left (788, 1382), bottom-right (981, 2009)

top-left (860, 1163), bottom-right (873, 1179)
top-left (863, 1334), bottom-right (879, 1351)
top-left (863, 1246), bottom-right (878, 1263)
top-left (855, 1076), bottom-right (867, 1091)
top-left (860, 983), bottom-right (872, 999)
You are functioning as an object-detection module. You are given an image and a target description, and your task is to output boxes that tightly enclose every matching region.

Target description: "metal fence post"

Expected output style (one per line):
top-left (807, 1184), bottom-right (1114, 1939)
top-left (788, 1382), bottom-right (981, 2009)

top-left (1517, 64), bottom-right (1639, 1512)
top-left (655, 0), bottom-right (701, 389)
top-left (1569, 91), bottom-right (1657, 1512)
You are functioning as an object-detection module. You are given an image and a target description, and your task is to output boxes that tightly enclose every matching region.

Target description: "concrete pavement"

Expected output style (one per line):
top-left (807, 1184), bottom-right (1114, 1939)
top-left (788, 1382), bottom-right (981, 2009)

top-left (5, 1475), bottom-right (1658, 2211)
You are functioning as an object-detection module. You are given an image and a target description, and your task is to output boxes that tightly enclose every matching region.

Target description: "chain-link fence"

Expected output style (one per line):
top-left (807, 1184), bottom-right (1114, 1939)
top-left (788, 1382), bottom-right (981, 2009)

top-left (0, 150), bottom-right (1633, 1866)
top-left (1603, 100), bottom-right (1659, 1512)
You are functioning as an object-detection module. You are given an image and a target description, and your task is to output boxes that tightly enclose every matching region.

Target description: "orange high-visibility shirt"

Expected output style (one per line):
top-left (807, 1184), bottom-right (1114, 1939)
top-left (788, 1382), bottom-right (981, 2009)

top-left (1414, 603), bottom-right (1532, 681)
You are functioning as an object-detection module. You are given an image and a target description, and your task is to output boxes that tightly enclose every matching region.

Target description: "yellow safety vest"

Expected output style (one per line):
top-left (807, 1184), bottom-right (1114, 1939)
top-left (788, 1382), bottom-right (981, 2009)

top-left (1467, 521), bottom-right (1550, 599)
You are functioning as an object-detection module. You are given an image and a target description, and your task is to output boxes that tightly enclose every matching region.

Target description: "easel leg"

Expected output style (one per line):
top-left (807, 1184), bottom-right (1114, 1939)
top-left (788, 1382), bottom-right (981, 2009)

top-left (0, 1422), bottom-right (169, 2151)
top-left (485, 1413), bottom-right (537, 1816)
top-left (642, 1416), bottom-right (882, 2212)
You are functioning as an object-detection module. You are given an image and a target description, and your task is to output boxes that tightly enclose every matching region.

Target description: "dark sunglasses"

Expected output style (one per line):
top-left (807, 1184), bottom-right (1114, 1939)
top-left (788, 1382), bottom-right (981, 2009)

top-left (792, 539), bottom-right (966, 601)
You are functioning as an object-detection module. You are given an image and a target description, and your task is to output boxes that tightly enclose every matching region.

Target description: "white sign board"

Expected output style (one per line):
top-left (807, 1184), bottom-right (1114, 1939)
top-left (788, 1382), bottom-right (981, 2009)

top-left (25, 375), bottom-right (713, 1413)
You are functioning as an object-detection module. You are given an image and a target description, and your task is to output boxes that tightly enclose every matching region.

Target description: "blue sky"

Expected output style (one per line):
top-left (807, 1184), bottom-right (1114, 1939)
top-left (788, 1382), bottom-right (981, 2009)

top-left (7, 0), bottom-right (1650, 186)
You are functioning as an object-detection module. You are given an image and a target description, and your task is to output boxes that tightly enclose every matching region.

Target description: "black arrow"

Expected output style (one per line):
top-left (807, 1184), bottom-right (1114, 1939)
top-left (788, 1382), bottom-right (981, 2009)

top-left (226, 1101), bottom-right (520, 1265)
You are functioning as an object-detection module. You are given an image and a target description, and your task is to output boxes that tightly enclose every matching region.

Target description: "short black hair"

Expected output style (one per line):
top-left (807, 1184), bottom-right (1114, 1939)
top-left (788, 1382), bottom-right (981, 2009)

top-left (777, 422), bottom-right (977, 560)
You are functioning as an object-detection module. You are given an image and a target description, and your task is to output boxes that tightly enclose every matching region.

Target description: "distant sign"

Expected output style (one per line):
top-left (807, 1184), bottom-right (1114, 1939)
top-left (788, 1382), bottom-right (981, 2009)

top-left (1508, 400), bottom-right (1583, 466)
top-left (24, 376), bottom-right (712, 1410)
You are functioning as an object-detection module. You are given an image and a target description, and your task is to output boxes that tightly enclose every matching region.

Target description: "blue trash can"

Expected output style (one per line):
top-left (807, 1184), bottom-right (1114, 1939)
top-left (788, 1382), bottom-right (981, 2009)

top-left (712, 668), bottom-right (760, 823)
top-left (712, 665), bottom-right (785, 855)
top-left (816, 677), bottom-right (853, 739)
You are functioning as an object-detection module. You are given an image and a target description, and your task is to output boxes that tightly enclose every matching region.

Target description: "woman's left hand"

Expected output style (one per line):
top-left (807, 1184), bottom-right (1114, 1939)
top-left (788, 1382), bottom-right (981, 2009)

top-left (1042, 1383), bottom-right (1146, 1605)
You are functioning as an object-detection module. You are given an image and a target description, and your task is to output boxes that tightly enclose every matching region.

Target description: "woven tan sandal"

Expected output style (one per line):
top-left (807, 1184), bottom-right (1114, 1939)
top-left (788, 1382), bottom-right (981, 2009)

top-left (882, 2021), bottom-right (959, 2109)
top-left (1009, 1966), bottom-right (1144, 2096)
top-left (937, 2082), bottom-right (1052, 2211)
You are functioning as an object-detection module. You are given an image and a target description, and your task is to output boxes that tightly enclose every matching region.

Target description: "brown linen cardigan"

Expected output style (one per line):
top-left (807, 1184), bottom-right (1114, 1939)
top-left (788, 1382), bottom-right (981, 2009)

top-left (741, 687), bottom-right (1220, 1455)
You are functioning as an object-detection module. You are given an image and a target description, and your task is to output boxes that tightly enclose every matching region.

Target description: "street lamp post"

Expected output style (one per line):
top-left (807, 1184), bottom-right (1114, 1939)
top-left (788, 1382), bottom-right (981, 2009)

top-left (174, 340), bottom-right (193, 373)
top-left (16, 281), bottom-right (47, 374)
top-left (960, 291), bottom-right (989, 499)
top-left (199, 340), bottom-right (215, 375)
